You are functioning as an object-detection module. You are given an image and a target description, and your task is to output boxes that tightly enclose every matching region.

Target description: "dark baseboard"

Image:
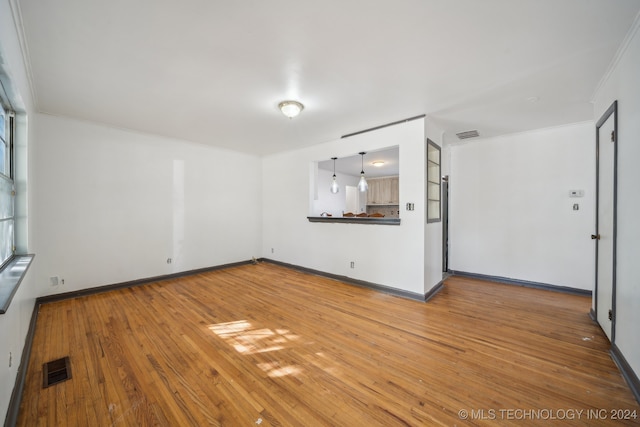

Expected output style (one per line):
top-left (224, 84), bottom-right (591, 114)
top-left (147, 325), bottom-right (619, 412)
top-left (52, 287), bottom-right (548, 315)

top-left (424, 280), bottom-right (444, 302)
top-left (260, 258), bottom-right (430, 302)
top-left (449, 270), bottom-right (592, 297)
top-left (589, 308), bottom-right (597, 322)
top-left (610, 344), bottom-right (640, 405)
top-left (4, 299), bottom-right (39, 427)
top-left (36, 260), bottom-right (252, 305)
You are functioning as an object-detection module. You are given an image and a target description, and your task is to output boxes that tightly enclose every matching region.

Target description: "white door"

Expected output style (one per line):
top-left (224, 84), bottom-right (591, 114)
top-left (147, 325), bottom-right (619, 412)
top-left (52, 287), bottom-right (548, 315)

top-left (345, 186), bottom-right (358, 214)
top-left (595, 103), bottom-right (616, 342)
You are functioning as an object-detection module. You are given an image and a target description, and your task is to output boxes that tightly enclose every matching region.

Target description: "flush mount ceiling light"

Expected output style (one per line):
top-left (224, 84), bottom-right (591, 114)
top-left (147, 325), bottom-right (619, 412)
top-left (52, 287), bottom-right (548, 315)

top-left (278, 100), bottom-right (304, 118)
top-left (357, 152), bottom-right (368, 192)
top-left (330, 157), bottom-right (339, 194)
top-left (372, 161), bottom-right (385, 167)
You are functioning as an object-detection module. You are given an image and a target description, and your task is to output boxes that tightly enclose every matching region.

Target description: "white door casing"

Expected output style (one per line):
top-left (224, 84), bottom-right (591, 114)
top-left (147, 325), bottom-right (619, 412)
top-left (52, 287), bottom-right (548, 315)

top-left (594, 101), bottom-right (617, 342)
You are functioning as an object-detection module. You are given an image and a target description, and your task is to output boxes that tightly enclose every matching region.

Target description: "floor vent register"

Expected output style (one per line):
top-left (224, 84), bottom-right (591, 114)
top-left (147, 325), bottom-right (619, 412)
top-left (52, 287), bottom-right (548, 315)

top-left (43, 357), bottom-right (72, 388)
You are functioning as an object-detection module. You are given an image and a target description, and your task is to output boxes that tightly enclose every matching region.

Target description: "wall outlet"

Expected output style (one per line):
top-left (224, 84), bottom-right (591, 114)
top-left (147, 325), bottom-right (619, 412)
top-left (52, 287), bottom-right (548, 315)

top-left (350, 261), bottom-right (355, 269)
top-left (271, 248), bottom-right (274, 254)
top-left (9, 352), bottom-right (12, 367)
top-left (166, 258), bottom-right (172, 264)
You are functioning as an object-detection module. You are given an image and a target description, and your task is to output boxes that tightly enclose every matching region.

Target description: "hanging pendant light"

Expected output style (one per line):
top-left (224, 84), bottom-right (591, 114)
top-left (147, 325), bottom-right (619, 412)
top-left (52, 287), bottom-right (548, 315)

top-left (357, 152), bottom-right (368, 192)
top-left (330, 157), bottom-right (340, 194)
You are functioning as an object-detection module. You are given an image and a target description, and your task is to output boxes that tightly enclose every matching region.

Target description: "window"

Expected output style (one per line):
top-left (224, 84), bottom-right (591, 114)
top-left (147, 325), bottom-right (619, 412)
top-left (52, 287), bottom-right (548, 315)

top-left (426, 139), bottom-right (441, 223)
top-left (0, 102), bottom-right (15, 269)
top-left (0, 67), bottom-right (33, 314)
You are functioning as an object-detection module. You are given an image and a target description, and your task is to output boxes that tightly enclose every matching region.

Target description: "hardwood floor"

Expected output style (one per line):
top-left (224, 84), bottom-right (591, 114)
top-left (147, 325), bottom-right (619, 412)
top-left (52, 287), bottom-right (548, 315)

top-left (17, 262), bottom-right (638, 426)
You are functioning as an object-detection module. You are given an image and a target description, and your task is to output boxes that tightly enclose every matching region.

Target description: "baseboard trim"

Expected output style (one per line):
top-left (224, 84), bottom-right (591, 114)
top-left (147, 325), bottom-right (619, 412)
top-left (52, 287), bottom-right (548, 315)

top-left (260, 258), bottom-right (429, 302)
top-left (589, 308), bottom-right (597, 322)
top-left (449, 270), bottom-right (592, 297)
top-left (36, 260), bottom-right (252, 305)
top-left (610, 344), bottom-right (640, 404)
top-left (4, 299), bottom-right (39, 427)
top-left (424, 280), bottom-right (444, 302)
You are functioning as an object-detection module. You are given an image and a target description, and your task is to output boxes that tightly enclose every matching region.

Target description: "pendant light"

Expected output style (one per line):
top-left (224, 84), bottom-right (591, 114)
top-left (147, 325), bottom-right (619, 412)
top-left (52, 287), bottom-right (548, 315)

top-left (330, 157), bottom-right (339, 194)
top-left (357, 152), bottom-right (368, 192)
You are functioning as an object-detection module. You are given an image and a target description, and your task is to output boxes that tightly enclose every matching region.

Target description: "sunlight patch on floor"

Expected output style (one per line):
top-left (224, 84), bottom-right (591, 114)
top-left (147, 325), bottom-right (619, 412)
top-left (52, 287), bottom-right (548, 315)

top-left (256, 362), bottom-right (302, 378)
top-left (208, 320), bottom-right (303, 377)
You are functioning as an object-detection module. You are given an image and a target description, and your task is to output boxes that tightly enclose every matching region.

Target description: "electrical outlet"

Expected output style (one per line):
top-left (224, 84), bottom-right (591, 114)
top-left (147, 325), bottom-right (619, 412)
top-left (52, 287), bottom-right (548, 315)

top-left (9, 352), bottom-right (12, 367)
top-left (271, 248), bottom-right (274, 254)
top-left (350, 261), bottom-right (355, 269)
top-left (166, 258), bottom-right (172, 264)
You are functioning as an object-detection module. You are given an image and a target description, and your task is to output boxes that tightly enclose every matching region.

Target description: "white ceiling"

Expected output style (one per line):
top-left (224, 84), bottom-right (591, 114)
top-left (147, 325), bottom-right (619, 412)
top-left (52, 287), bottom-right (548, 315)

top-left (318, 146), bottom-right (399, 179)
top-left (16, 0), bottom-right (640, 155)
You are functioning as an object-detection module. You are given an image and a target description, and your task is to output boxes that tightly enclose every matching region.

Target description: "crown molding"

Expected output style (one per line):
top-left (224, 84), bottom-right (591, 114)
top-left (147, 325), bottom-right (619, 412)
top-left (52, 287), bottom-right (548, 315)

top-left (7, 0), bottom-right (38, 110)
top-left (591, 9), bottom-right (640, 102)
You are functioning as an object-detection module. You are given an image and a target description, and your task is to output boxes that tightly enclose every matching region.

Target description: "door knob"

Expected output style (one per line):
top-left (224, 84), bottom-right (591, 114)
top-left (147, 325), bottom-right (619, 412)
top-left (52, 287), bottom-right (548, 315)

top-left (591, 234), bottom-right (600, 240)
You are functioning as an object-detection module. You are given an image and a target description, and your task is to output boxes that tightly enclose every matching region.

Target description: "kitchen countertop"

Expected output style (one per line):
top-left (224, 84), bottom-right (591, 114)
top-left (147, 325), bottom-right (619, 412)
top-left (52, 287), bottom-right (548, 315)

top-left (307, 216), bottom-right (401, 225)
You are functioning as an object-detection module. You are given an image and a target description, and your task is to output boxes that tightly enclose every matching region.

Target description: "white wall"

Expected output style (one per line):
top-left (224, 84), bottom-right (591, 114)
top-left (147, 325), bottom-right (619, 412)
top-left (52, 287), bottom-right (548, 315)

top-left (31, 114), bottom-right (262, 295)
top-left (262, 119), bottom-right (432, 296)
top-left (593, 15), bottom-right (640, 386)
top-left (0, 0), bottom-right (37, 421)
top-left (449, 122), bottom-right (595, 290)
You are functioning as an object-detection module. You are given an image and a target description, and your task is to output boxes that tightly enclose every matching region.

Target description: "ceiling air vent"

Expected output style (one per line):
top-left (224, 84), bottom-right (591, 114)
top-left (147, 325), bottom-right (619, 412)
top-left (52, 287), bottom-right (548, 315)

top-left (456, 130), bottom-right (479, 140)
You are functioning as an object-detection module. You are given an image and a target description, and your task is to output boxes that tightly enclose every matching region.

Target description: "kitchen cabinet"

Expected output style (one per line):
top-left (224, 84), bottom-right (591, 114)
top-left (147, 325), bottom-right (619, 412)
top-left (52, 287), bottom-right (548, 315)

top-left (367, 176), bottom-right (399, 205)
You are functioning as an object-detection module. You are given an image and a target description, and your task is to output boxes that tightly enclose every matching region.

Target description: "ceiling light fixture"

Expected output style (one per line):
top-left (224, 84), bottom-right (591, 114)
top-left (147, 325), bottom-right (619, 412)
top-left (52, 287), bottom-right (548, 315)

top-left (372, 161), bottom-right (385, 167)
top-left (330, 157), bottom-right (339, 194)
top-left (357, 152), bottom-right (368, 192)
top-left (278, 100), bottom-right (304, 118)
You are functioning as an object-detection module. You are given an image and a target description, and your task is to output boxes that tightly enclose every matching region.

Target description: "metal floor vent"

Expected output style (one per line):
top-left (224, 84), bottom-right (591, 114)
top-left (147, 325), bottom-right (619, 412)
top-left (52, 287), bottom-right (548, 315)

top-left (456, 130), bottom-right (480, 140)
top-left (43, 357), bottom-right (71, 388)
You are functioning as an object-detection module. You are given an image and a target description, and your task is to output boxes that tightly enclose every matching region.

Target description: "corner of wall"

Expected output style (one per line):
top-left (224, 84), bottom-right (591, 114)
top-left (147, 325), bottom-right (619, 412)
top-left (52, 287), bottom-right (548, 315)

top-left (423, 116), bottom-right (445, 294)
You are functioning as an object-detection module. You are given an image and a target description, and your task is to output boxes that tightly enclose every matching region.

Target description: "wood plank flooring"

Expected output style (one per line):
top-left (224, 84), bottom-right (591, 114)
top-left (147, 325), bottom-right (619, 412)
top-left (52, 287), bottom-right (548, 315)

top-left (17, 262), bottom-right (639, 426)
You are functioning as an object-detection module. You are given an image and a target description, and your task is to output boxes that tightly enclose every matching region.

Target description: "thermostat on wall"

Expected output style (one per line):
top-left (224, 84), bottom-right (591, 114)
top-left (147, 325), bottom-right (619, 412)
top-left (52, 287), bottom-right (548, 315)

top-left (569, 190), bottom-right (584, 198)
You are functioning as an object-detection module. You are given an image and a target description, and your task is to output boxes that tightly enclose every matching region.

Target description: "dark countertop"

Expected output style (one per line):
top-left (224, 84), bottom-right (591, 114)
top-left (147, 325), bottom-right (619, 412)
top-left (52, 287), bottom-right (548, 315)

top-left (307, 216), bottom-right (401, 225)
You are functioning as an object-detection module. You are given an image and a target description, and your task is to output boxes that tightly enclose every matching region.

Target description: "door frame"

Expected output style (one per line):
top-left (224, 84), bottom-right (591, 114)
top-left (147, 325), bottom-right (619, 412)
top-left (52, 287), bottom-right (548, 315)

top-left (442, 175), bottom-right (449, 272)
top-left (594, 100), bottom-right (618, 343)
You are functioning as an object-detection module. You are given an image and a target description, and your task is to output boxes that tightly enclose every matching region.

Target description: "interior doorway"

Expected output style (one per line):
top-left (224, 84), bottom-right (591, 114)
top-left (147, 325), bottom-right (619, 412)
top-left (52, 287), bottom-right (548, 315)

top-left (442, 175), bottom-right (449, 273)
top-left (593, 100), bottom-right (617, 342)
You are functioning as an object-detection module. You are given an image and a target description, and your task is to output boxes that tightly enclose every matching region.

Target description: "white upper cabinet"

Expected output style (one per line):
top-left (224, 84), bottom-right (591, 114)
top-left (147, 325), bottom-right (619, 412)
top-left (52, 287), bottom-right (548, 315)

top-left (367, 176), bottom-right (399, 205)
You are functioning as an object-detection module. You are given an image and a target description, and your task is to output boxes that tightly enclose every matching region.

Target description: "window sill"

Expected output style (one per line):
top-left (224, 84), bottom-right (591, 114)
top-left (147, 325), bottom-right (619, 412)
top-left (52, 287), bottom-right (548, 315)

top-left (307, 216), bottom-right (401, 225)
top-left (0, 255), bottom-right (35, 314)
